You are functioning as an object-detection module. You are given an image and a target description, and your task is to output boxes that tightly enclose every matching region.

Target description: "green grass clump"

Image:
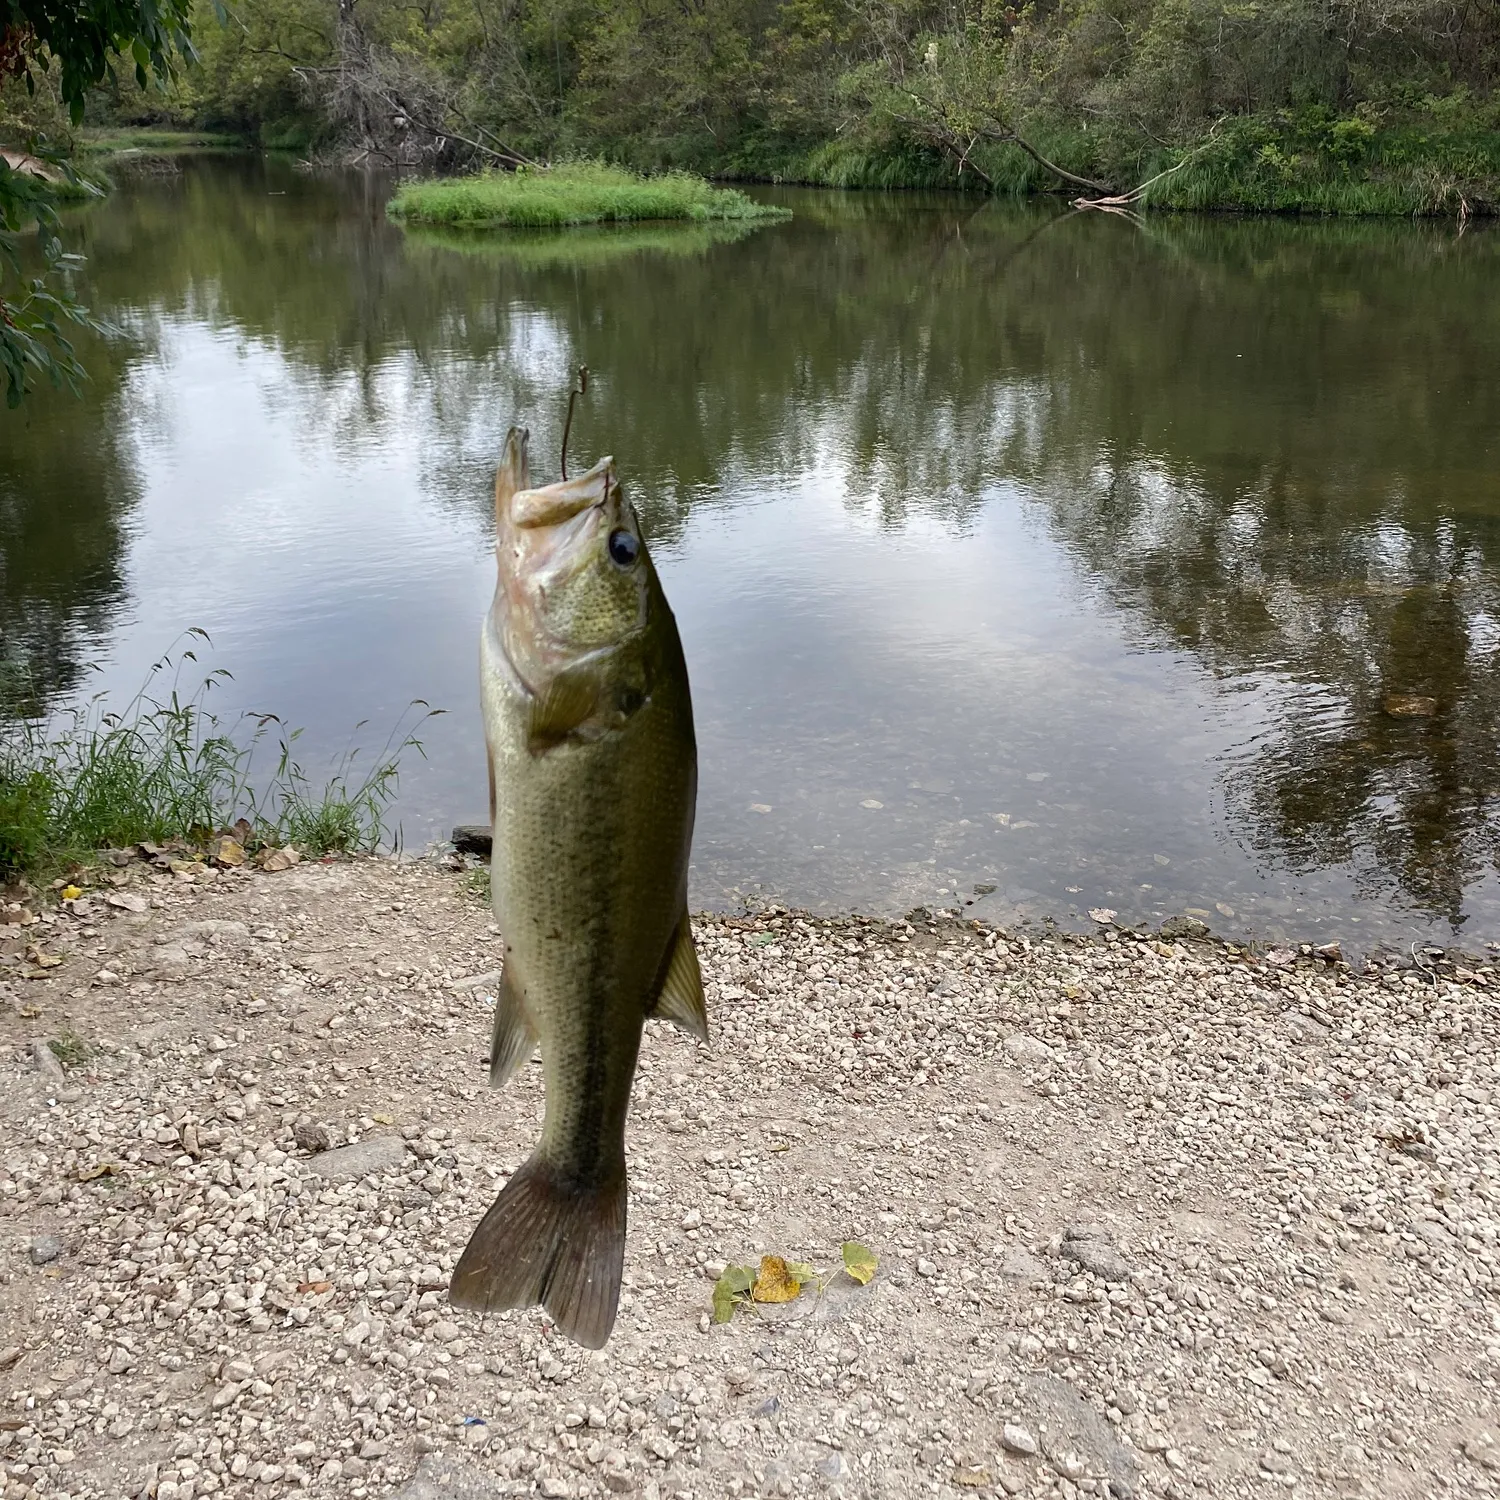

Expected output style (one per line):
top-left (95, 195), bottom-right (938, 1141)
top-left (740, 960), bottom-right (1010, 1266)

top-left (388, 161), bottom-right (791, 230)
top-left (48, 1030), bottom-right (92, 1068)
top-left (0, 631), bottom-right (439, 880)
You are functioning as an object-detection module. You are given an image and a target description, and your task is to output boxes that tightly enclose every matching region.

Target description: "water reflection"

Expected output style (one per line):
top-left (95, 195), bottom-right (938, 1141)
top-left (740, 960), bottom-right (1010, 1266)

top-left (2, 155), bottom-right (1498, 945)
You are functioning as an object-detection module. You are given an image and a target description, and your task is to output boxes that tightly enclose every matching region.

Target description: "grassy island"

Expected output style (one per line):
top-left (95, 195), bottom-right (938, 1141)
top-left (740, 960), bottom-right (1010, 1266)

top-left (387, 162), bottom-right (789, 230)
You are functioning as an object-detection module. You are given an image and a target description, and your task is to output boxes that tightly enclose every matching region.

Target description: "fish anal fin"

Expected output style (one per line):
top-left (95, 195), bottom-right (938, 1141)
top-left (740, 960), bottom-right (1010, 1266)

top-left (528, 668), bottom-right (601, 752)
top-left (449, 1152), bottom-right (627, 1349)
top-left (489, 962), bottom-right (537, 1088)
top-left (496, 428), bottom-right (530, 527)
top-left (649, 912), bottom-right (709, 1043)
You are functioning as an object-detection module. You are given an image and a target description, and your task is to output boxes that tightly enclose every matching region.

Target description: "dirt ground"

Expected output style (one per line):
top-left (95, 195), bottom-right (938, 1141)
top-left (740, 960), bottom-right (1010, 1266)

top-left (2, 855), bottom-right (1498, 1500)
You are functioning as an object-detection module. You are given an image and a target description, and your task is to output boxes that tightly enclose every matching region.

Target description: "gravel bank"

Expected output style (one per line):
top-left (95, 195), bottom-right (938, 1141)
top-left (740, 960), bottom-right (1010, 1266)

top-left (3, 857), bottom-right (1498, 1500)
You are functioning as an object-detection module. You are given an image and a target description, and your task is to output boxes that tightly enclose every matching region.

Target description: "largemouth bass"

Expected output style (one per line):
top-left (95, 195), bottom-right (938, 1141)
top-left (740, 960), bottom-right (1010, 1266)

top-left (449, 427), bottom-right (705, 1348)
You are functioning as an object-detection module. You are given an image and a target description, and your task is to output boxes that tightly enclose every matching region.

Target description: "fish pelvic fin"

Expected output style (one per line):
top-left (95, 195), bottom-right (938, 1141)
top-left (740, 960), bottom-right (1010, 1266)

top-left (488, 961), bottom-right (537, 1089)
top-left (449, 1153), bottom-right (627, 1349)
top-left (496, 427), bottom-right (530, 529)
top-left (649, 910), bottom-right (709, 1043)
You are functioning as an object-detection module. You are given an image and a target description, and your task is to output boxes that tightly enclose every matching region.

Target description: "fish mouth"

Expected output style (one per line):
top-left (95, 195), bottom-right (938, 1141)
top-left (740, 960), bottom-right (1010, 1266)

top-left (509, 457), bottom-right (618, 530)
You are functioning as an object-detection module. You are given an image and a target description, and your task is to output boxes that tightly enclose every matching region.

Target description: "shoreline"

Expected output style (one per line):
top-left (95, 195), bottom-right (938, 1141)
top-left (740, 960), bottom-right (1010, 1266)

top-left (3, 853), bottom-right (1496, 1499)
top-left (49, 128), bottom-right (1498, 218)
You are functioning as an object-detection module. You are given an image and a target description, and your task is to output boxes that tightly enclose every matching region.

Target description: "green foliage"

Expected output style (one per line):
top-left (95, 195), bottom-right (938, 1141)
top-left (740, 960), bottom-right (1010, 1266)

top-left (0, 151), bottom-right (112, 406)
top-left (2, 0), bottom-right (197, 403)
top-left (388, 161), bottom-right (791, 228)
top-left (49, 0), bottom-right (1500, 214)
top-left (0, 632), bottom-right (439, 877)
top-left (3, 0), bottom-right (197, 123)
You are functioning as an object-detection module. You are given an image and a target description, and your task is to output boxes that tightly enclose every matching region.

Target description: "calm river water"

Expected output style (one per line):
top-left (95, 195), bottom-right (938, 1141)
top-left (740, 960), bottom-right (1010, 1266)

top-left (4, 154), bottom-right (1500, 950)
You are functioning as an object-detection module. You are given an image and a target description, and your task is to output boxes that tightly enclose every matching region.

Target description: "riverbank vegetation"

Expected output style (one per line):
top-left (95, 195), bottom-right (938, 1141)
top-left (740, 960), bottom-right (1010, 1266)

top-left (30, 0), bottom-right (1492, 217)
top-left (388, 161), bottom-right (788, 228)
top-left (0, 637), bottom-right (436, 879)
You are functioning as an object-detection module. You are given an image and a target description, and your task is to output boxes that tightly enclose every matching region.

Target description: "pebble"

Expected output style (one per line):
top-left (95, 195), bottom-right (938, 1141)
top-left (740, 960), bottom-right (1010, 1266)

top-left (305, 1133), bottom-right (407, 1180)
top-left (1003, 1032), bottom-right (1055, 1065)
top-left (28, 1038), bottom-right (65, 1084)
top-left (1002, 1424), bottom-right (1039, 1456)
top-left (27, 1232), bottom-right (64, 1264)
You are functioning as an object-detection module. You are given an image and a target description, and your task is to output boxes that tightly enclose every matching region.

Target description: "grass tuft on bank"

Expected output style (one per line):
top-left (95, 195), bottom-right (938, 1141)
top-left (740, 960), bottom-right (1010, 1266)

top-left (0, 633), bottom-right (439, 881)
top-left (388, 161), bottom-right (790, 230)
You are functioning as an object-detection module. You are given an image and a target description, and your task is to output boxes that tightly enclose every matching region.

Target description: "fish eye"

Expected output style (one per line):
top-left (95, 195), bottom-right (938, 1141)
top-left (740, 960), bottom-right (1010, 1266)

top-left (607, 529), bottom-right (640, 569)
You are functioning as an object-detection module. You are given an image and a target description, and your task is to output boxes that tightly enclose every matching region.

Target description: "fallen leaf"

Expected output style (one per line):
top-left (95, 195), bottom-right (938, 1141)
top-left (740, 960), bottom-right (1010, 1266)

top-left (841, 1241), bottom-right (878, 1285)
top-left (1088, 908), bottom-right (1116, 925)
top-left (296, 1280), bottom-right (332, 1295)
top-left (711, 1263), bottom-right (754, 1323)
top-left (751, 1255), bottom-right (802, 1303)
top-left (60, 885), bottom-right (83, 901)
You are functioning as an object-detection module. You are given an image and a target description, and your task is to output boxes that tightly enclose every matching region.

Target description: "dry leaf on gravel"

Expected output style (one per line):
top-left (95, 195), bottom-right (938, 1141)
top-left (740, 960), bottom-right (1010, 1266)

top-left (751, 1255), bottom-right (803, 1303)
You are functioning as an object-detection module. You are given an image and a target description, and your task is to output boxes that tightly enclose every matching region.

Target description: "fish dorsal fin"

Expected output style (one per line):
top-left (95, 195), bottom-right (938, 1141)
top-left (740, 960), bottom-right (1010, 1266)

top-left (527, 667), bottom-right (602, 753)
top-left (496, 428), bottom-right (530, 529)
top-left (489, 960), bottom-right (537, 1088)
top-left (649, 911), bottom-right (709, 1043)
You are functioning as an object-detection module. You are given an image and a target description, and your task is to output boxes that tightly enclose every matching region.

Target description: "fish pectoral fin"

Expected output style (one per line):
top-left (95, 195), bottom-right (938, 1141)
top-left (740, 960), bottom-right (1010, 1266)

top-left (450, 1152), bottom-right (627, 1350)
top-left (488, 962), bottom-right (538, 1088)
top-left (648, 912), bottom-right (709, 1043)
top-left (527, 667), bottom-right (601, 752)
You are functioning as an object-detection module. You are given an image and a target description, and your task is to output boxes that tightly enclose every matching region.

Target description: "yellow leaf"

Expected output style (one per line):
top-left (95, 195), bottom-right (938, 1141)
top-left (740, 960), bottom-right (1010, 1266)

top-left (751, 1255), bottom-right (803, 1303)
top-left (841, 1241), bottom-right (878, 1285)
top-left (60, 885), bottom-right (83, 901)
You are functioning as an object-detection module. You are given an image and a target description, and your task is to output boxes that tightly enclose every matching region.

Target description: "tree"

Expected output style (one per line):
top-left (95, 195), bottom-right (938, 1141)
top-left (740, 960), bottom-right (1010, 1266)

top-left (0, 0), bottom-right (196, 404)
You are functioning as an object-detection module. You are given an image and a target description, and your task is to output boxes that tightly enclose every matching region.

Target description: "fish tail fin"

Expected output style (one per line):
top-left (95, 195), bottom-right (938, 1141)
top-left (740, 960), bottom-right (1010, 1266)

top-left (449, 1152), bottom-right (626, 1349)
